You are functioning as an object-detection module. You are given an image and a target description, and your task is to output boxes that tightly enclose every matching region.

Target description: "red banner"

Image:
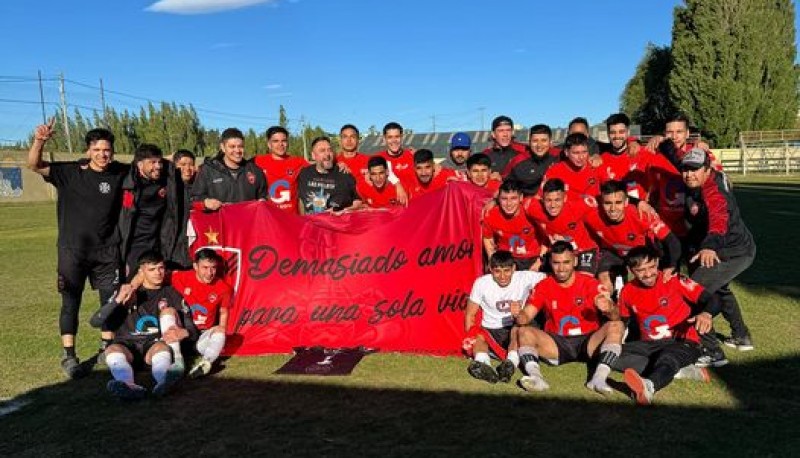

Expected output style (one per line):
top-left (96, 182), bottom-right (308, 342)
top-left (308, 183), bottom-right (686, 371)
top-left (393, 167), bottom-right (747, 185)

top-left (189, 182), bottom-right (491, 355)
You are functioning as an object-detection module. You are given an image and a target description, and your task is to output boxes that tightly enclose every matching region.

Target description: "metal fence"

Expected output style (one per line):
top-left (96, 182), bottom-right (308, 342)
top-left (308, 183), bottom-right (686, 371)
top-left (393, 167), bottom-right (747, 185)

top-left (736, 130), bottom-right (800, 175)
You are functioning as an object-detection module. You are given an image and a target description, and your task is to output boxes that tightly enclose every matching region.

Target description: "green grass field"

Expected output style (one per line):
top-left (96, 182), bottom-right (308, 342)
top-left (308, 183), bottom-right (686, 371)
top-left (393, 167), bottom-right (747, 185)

top-left (1, 175), bottom-right (799, 457)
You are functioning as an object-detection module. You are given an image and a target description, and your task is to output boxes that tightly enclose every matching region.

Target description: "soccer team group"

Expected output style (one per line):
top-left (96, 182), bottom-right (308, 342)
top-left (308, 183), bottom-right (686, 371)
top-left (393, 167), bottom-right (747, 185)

top-left (26, 111), bottom-right (755, 405)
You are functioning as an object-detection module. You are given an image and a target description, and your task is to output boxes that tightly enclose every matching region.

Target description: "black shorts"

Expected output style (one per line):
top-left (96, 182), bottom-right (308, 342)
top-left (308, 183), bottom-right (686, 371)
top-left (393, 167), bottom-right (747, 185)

top-left (598, 249), bottom-right (626, 274)
top-left (576, 249), bottom-right (599, 275)
top-left (113, 338), bottom-right (160, 368)
top-left (548, 332), bottom-right (593, 365)
top-left (611, 339), bottom-right (701, 373)
top-left (484, 326), bottom-right (513, 353)
top-left (57, 245), bottom-right (120, 292)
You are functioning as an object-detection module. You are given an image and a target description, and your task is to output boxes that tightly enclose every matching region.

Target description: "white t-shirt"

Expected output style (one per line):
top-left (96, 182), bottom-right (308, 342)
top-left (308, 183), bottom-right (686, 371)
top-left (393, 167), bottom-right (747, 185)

top-left (469, 270), bottom-right (547, 329)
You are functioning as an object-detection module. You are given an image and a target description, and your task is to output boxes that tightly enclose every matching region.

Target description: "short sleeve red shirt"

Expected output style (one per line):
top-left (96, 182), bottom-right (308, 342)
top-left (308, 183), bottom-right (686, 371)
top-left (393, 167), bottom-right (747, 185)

top-left (356, 181), bottom-right (400, 208)
top-left (524, 197), bottom-right (598, 251)
top-left (378, 149), bottom-right (416, 183)
top-left (254, 154), bottom-right (308, 214)
top-left (618, 273), bottom-right (704, 344)
top-left (482, 206), bottom-right (544, 260)
top-left (526, 274), bottom-right (607, 336)
top-left (402, 168), bottom-right (457, 200)
top-left (583, 204), bottom-right (672, 257)
top-left (336, 152), bottom-right (370, 184)
top-left (542, 162), bottom-right (607, 200)
top-left (170, 270), bottom-right (233, 331)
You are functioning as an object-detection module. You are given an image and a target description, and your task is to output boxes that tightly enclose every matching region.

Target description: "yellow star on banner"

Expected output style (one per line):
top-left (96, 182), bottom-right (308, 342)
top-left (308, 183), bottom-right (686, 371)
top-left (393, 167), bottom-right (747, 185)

top-left (205, 227), bottom-right (219, 245)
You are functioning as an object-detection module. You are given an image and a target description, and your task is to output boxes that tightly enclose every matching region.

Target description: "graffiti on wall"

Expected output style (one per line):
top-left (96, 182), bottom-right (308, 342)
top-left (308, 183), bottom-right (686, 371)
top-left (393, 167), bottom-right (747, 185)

top-left (0, 167), bottom-right (23, 198)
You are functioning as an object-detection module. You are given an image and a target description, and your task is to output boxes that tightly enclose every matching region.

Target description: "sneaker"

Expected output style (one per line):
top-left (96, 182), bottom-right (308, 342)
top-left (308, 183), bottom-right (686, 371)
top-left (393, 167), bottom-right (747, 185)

top-left (723, 335), bottom-right (754, 352)
top-left (107, 380), bottom-right (147, 401)
top-left (467, 361), bottom-right (499, 384)
top-left (695, 346), bottom-right (728, 368)
top-left (152, 367), bottom-right (183, 397)
top-left (519, 374), bottom-right (550, 392)
top-left (496, 360), bottom-right (515, 383)
top-left (169, 360), bottom-right (185, 378)
top-left (624, 369), bottom-right (655, 406)
top-left (188, 359), bottom-right (213, 379)
top-left (674, 365), bottom-right (711, 382)
top-left (60, 356), bottom-right (87, 379)
top-left (585, 379), bottom-right (613, 395)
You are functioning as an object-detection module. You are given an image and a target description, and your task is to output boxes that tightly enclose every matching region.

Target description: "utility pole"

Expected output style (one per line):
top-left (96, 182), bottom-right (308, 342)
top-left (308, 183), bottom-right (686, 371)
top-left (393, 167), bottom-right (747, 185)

top-left (59, 72), bottom-right (73, 154)
top-left (37, 70), bottom-right (47, 124)
top-left (99, 78), bottom-right (108, 127)
top-left (300, 116), bottom-right (308, 160)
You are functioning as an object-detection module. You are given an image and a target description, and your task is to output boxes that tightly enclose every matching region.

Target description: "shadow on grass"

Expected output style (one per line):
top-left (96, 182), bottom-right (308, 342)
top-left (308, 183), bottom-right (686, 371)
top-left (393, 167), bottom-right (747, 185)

top-left (1, 355), bottom-right (798, 457)
top-left (732, 181), bottom-right (800, 299)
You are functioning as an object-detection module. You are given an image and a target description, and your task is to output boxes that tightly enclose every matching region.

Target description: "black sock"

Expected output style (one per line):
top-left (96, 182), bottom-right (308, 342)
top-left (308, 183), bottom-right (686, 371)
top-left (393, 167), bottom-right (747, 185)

top-left (63, 346), bottom-right (77, 358)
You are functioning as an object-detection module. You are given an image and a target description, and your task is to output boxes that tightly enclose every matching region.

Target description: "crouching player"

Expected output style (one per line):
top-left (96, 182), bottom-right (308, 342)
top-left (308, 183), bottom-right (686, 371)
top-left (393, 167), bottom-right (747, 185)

top-left (170, 249), bottom-right (233, 378)
top-left (464, 251), bottom-right (546, 383)
top-left (104, 251), bottom-right (192, 400)
top-left (614, 246), bottom-right (717, 405)
top-left (515, 241), bottom-right (624, 394)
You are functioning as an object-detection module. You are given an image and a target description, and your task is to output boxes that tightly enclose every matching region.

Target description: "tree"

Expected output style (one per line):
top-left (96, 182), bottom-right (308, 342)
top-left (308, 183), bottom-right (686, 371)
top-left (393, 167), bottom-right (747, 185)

top-left (278, 105), bottom-right (288, 128)
top-left (670, 0), bottom-right (798, 146)
top-left (620, 44), bottom-right (676, 135)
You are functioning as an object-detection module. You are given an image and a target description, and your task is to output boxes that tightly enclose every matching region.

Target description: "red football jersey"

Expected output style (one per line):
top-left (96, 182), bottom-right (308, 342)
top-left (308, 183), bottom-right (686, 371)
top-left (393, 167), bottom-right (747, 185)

top-left (356, 181), bottom-right (400, 208)
top-left (618, 273), bottom-right (704, 344)
top-left (524, 196), bottom-right (598, 251)
top-left (526, 274), bottom-right (607, 336)
top-left (336, 152), bottom-right (370, 183)
top-left (482, 206), bottom-right (545, 260)
top-left (402, 168), bottom-right (457, 200)
top-left (378, 149), bottom-right (416, 183)
top-left (541, 162), bottom-right (608, 200)
top-left (636, 150), bottom-right (687, 237)
top-left (170, 270), bottom-right (233, 331)
top-left (583, 204), bottom-right (672, 257)
top-left (254, 154), bottom-right (308, 214)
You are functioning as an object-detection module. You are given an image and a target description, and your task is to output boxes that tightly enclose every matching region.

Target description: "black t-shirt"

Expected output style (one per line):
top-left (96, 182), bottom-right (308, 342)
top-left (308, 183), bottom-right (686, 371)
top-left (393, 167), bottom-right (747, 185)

top-left (112, 286), bottom-right (183, 342)
top-left (297, 166), bottom-right (359, 214)
top-left (131, 174), bottom-right (168, 249)
top-left (46, 161), bottom-right (129, 250)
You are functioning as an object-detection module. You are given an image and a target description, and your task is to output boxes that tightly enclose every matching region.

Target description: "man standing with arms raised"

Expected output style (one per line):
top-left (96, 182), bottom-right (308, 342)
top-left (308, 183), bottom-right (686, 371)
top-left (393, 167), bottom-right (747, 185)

top-left (28, 118), bottom-right (129, 378)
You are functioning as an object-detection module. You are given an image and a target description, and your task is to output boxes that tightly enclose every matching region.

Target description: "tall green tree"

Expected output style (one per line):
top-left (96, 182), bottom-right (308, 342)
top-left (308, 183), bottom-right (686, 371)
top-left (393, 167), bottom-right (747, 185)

top-left (620, 44), bottom-right (676, 135)
top-left (670, 0), bottom-right (798, 146)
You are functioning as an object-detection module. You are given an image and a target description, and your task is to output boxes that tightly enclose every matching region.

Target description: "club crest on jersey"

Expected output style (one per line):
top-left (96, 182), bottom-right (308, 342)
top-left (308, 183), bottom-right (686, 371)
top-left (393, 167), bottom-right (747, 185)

top-left (551, 300), bottom-right (558, 310)
top-left (157, 298), bottom-right (169, 310)
top-left (588, 178), bottom-right (596, 185)
top-left (208, 293), bottom-right (218, 303)
top-left (287, 169), bottom-right (295, 176)
top-left (99, 182), bottom-right (111, 194)
top-left (183, 287), bottom-right (191, 296)
top-left (575, 297), bottom-right (584, 307)
top-left (690, 203), bottom-right (699, 216)
top-left (247, 172), bottom-right (256, 185)
top-left (568, 222), bottom-right (577, 230)
top-left (522, 227), bottom-right (531, 234)
top-left (659, 297), bottom-right (669, 307)
top-left (627, 233), bottom-right (636, 241)
top-left (158, 187), bottom-right (167, 198)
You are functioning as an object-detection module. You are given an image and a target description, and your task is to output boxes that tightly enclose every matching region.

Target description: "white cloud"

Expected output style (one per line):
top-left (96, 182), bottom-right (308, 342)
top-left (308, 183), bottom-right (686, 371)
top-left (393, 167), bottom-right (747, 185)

top-left (146, 0), bottom-right (278, 15)
top-left (263, 84), bottom-right (282, 90)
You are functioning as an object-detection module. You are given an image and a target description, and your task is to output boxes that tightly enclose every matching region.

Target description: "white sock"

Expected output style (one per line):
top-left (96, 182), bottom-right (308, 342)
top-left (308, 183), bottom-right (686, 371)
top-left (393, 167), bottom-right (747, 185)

top-left (151, 351), bottom-right (172, 385)
top-left (202, 332), bottom-right (226, 363)
top-left (518, 346), bottom-right (541, 376)
top-left (159, 313), bottom-right (184, 364)
top-left (475, 352), bottom-right (491, 365)
top-left (507, 350), bottom-right (520, 367)
top-left (106, 352), bottom-right (134, 385)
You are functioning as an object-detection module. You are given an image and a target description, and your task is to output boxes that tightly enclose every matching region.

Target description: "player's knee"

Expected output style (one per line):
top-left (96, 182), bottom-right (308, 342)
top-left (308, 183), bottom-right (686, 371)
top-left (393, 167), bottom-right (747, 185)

top-left (605, 320), bottom-right (625, 337)
top-left (159, 308), bottom-right (178, 319)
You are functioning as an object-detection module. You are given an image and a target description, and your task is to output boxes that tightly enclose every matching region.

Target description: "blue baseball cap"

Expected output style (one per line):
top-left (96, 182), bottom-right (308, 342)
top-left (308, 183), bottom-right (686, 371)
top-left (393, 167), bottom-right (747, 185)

top-left (450, 132), bottom-right (471, 150)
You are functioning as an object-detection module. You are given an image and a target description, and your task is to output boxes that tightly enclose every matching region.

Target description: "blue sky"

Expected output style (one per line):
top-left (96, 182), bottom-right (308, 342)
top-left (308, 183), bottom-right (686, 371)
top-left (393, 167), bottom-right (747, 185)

top-left (0, 0), bottom-right (797, 145)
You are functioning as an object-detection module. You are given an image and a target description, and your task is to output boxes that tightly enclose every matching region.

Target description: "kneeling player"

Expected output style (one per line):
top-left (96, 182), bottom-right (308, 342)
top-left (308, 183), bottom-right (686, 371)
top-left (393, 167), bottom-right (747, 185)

top-left (515, 241), bottom-right (624, 393)
top-left (103, 252), bottom-right (192, 400)
top-left (170, 249), bottom-right (233, 378)
top-left (464, 251), bottom-right (546, 383)
top-left (614, 246), bottom-right (716, 405)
